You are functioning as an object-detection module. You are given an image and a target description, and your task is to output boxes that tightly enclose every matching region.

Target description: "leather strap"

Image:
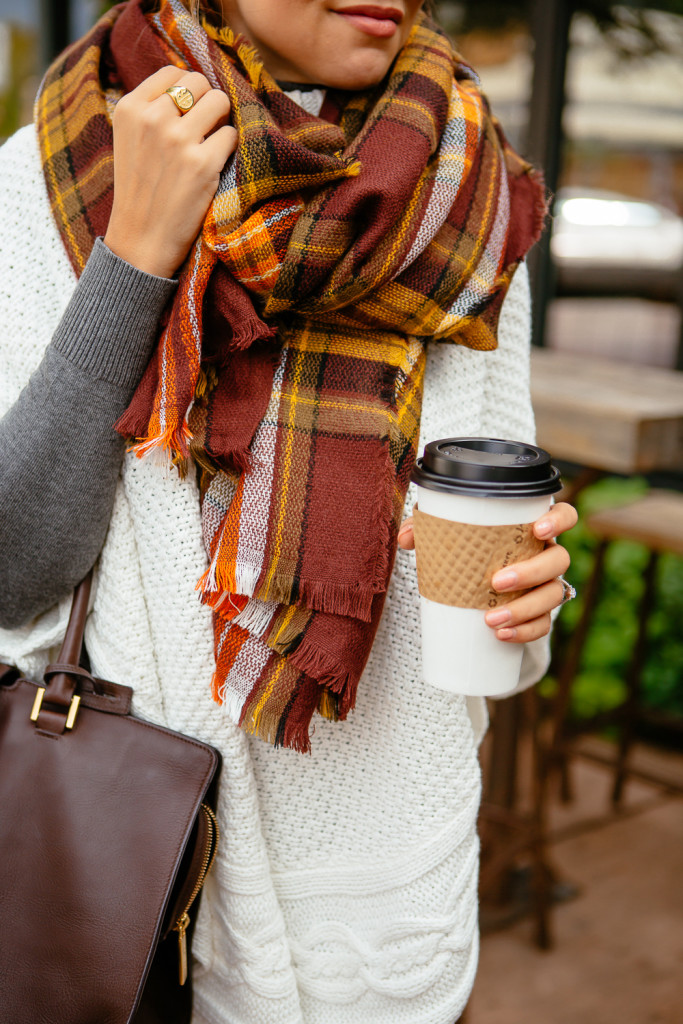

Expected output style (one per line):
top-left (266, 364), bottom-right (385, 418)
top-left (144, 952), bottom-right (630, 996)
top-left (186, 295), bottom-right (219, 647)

top-left (44, 663), bottom-right (100, 687)
top-left (57, 573), bottom-right (92, 666)
top-left (35, 573), bottom-right (92, 734)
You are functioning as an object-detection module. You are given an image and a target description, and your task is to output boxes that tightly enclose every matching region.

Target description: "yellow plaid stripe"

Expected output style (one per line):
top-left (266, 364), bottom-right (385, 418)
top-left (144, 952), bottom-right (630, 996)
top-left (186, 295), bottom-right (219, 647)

top-left (34, 0), bottom-right (545, 751)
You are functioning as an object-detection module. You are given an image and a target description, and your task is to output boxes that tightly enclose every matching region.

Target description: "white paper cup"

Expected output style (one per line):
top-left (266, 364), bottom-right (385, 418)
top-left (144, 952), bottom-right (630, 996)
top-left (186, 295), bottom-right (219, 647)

top-left (411, 438), bottom-right (562, 698)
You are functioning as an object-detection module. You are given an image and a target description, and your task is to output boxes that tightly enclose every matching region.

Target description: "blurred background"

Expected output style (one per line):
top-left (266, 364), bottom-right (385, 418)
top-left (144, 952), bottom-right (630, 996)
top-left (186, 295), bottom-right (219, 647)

top-left (1, 2), bottom-right (681, 1022)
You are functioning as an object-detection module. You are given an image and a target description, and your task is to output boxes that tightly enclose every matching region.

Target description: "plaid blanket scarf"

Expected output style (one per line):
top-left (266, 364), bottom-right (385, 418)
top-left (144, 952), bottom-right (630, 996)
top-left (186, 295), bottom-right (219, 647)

top-left (36, 0), bottom-right (545, 751)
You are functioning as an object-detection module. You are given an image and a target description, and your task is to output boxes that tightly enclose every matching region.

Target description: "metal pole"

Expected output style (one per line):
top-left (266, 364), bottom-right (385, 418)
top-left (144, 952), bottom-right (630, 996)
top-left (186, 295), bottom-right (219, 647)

top-left (525, 0), bottom-right (571, 347)
top-left (676, 272), bottom-right (683, 371)
top-left (40, 0), bottom-right (71, 70)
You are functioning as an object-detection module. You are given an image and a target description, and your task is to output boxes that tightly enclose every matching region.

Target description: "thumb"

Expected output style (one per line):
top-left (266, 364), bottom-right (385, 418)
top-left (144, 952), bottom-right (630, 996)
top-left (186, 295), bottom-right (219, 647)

top-left (397, 517), bottom-right (415, 550)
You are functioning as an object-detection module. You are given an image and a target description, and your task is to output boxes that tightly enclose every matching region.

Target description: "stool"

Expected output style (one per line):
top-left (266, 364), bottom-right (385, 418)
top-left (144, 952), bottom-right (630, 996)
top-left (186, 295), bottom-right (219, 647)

top-left (548, 489), bottom-right (683, 805)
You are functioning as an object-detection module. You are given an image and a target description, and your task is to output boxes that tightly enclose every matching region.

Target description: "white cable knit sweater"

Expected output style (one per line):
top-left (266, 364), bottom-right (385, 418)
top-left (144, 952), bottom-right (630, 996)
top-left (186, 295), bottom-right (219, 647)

top-left (0, 123), bottom-right (549, 1024)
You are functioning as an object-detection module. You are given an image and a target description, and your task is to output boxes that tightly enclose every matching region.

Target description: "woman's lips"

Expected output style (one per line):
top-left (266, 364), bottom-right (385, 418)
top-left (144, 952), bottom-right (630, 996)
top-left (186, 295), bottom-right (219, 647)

top-left (334, 5), bottom-right (402, 39)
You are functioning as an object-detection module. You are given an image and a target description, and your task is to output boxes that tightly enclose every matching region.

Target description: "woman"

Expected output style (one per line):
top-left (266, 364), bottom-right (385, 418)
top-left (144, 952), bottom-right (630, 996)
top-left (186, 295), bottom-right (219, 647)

top-left (0, 1), bottom-right (576, 1021)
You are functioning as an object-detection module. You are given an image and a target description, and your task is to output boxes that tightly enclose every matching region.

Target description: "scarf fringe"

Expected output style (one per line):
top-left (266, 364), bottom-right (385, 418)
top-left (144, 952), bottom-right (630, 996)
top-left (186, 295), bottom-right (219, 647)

top-left (197, 564), bottom-right (223, 600)
top-left (277, 726), bottom-right (313, 752)
top-left (222, 446), bottom-right (254, 473)
top-left (255, 576), bottom-right (377, 623)
top-left (337, 675), bottom-right (360, 719)
top-left (265, 605), bottom-right (311, 654)
top-left (128, 422), bottom-right (192, 463)
top-left (318, 688), bottom-right (339, 721)
top-left (38, 0), bottom-right (548, 753)
top-left (242, 699), bottom-right (297, 749)
top-left (368, 451), bottom-right (396, 598)
top-left (194, 365), bottom-right (218, 400)
top-left (203, 20), bottom-right (269, 92)
top-left (275, 677), bottom-right (321, 752)
top-left (197, 552), bottom-right (260, 602)
top-left (288, 634), bottom-right (356, 693)
top-left (206, 590), bottom-right (248, 618)
top-left (276, 713), bottom-right (313, 754)
top-left (231, 598), bottom-right (277, 638)
top-left (211, 674), bottom-right (247, 727)
top-left (227, 319), bottom-right (278, 352)
top-left (274, 720), bottom-right (313, 753)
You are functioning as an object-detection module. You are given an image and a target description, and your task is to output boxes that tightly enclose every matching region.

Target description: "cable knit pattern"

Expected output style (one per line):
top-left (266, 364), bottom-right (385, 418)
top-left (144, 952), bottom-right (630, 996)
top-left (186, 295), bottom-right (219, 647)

top-left (0, 123), bottom-right (549, 1024)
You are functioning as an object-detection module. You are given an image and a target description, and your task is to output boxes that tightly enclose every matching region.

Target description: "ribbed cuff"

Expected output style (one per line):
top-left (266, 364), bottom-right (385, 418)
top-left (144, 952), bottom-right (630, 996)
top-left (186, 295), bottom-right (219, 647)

top-left (52, 237), bottom-right (178, 390)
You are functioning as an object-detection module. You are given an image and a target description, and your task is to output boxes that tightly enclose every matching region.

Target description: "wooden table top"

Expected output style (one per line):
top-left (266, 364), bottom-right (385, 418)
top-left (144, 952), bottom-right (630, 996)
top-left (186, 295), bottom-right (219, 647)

top-left (585, 490), bottom-right (683, 556)
top-left (530, 349), bottom-right (683, 474)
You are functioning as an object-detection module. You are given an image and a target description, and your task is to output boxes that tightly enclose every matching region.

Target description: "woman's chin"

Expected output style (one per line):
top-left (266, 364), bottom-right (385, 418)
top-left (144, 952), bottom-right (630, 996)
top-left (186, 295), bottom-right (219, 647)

top-left (315, 52), bottom-right (397, 91)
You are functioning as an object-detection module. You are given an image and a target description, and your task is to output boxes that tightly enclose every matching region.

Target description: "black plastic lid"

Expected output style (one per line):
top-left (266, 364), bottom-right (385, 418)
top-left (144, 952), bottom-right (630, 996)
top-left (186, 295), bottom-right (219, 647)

top-left (411, 437), bottom-right (562, 497)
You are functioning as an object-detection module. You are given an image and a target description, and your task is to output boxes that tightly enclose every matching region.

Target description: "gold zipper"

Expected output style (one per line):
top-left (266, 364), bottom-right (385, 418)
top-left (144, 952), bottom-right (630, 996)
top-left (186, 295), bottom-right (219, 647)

top-left (173, 803), bottom-right (219, 985)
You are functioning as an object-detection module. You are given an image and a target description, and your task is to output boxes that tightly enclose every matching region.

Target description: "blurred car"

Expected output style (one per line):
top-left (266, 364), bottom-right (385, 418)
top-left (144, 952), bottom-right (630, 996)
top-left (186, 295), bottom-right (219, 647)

top-left (551, 187), bottom-right (683, 302)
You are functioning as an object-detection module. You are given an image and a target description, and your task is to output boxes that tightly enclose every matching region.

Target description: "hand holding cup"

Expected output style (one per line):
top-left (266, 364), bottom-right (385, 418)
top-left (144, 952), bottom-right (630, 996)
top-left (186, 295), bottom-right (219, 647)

top-left (485, 501), bottom-right (576, 642)
top-left (405, 438), bottom-right (573, 697)
top-left (399, 497), bottom-right (576, 643)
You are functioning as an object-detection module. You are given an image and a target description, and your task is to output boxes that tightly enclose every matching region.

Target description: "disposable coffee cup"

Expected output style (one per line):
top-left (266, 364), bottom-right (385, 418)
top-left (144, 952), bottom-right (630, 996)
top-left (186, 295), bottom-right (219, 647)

top-left (411, 438), bottom-right (562, 697)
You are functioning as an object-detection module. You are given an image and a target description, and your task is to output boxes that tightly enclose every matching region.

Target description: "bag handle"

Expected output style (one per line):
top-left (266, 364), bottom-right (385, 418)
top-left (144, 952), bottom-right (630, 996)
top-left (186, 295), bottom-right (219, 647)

top-left (31, 572), bottom-right (93, 734)
top-left (57, 571), bottom-right (92, 666)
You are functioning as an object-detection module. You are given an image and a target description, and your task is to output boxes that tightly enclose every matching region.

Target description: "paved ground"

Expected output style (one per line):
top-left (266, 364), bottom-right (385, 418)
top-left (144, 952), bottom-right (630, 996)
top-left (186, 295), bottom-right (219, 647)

top-left (467, 745), bottom-right (683, 1023)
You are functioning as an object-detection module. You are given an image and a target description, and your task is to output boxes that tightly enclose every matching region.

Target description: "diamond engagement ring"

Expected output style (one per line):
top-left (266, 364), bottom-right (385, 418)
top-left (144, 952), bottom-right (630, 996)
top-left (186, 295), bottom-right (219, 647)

top-left (558, 576), bottom-right (577, 605)
top-left (165, 84), bottom-right (195, 114)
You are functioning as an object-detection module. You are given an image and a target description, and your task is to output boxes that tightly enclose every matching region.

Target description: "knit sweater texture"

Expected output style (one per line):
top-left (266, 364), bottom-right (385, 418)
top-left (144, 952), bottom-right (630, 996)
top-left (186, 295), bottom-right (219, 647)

top-left (0, 122), bottom-right (550, 1024)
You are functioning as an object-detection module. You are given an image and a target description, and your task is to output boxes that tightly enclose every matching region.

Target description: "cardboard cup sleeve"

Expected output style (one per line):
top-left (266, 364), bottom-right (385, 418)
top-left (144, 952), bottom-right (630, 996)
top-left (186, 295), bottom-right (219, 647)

top-left (412, 508), bottom-right (545, 609)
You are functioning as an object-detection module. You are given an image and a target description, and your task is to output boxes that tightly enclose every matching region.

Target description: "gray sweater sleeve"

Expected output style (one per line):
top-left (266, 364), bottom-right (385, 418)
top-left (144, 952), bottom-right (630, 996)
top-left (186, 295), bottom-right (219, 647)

top-left (0, 238), bottom-right (177, 628)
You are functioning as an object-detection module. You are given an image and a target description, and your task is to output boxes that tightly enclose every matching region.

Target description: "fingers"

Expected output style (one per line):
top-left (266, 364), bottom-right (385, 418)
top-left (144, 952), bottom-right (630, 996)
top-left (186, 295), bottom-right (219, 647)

top-left (185, 89), bottom-right (233, 142)
top-left (490, 611), bottom-right (553, 644)
top-left (107, 66), bottom-right (237, 278)
top-left (151, 70), bottom-right (232, 146)
top-left (485, 579), bottom-right (564, 642)
top-left (401, 500), bottom-right (576, 644)
top-left (487, 513), bottom-right (574, 643)
top-left (532, 501), bottom-right (578, 542)
top-left (397, 517), bottom-right (414, 550)
top-left (201, 123), bottom-right (239, 170)
top-left (130, 65), bottom-right (188, 102)
top-left (158, 70), bottom-right (213, 116)
top-left (120, 69), bottom-right (230, 137)
top-left (155, 70), bottom-right (229, 127)
top-left (491, 541), bottom-right (570, 594)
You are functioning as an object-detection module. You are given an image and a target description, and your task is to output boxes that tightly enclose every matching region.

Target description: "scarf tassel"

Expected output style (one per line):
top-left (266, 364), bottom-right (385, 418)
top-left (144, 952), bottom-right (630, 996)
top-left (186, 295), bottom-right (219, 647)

top-left (275, 676), bottom-right (323, 753)
top-left (224, 319), bottom-right (278, 352)
top-left (288, 635), bottom-right (358, 694)
top-left (128, 422), bottom-right (192, 465)
top-left (318, 688), bottom-right (339, 721)
top-left (256, 577), bottom-right (379, 624)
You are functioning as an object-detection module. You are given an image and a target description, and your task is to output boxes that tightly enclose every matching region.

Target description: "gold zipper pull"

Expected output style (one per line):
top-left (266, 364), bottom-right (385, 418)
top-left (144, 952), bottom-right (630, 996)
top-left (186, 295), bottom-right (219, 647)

top-left (176, 911), bottom-right (190, 986)
top-left (171, 805), bottom-right (220, 988)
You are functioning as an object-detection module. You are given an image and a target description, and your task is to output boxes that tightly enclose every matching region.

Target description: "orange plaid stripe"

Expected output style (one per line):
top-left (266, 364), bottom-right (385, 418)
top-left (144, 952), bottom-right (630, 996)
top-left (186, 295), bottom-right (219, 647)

top-left (36, 0), bottom-right (545, 751)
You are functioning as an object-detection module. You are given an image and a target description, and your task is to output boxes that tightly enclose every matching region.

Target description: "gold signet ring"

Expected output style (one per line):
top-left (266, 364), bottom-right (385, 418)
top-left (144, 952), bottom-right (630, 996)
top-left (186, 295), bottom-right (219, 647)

top-left (165, 84), bottom-right (195, 114)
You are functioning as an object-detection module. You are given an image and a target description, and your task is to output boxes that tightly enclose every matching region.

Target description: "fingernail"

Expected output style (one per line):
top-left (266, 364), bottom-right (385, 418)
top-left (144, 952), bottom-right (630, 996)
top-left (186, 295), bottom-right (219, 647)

top-left (535, 519), bottom-right (553, 538)
top-left (492, 570), bottom-right (518, 590)
top-left (486, 608), bottom-right (511, 626)
top-left (397, 524), bottom-right (411, 540)
top-left (497, 627), bottom-right (516, 640)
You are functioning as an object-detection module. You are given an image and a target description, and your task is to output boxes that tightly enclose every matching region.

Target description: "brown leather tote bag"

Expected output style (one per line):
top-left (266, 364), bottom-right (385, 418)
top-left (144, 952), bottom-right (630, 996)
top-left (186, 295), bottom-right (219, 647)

top-left (0, 574), bottom-right (222, 1024)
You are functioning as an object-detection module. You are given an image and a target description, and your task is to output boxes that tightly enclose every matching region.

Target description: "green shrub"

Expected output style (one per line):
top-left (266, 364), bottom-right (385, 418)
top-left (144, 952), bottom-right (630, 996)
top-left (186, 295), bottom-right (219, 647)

top-left (548, 476), bottom-right (683, 720)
